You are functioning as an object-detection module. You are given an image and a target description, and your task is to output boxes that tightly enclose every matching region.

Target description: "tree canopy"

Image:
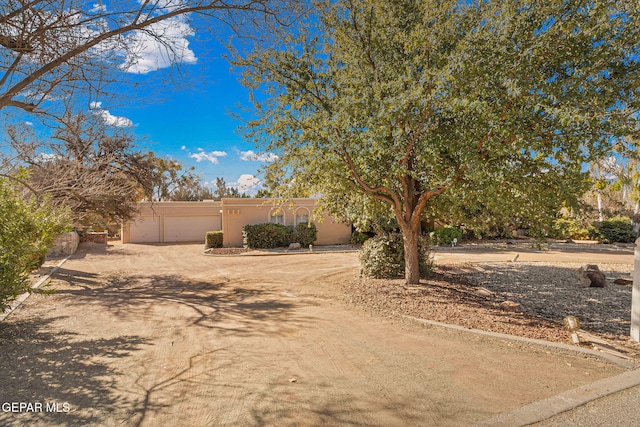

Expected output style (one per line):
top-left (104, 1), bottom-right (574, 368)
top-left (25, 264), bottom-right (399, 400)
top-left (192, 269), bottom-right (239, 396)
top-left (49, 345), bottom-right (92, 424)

top-left (234, 0), bottom-right (640, 283)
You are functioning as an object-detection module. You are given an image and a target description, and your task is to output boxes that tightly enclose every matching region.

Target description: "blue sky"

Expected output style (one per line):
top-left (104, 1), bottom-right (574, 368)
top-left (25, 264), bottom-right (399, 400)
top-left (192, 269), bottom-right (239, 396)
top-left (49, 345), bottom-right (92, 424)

top-left (64, 16), bottom-right (273, 196)
top-left (114, 51), bottom-right (269, 195)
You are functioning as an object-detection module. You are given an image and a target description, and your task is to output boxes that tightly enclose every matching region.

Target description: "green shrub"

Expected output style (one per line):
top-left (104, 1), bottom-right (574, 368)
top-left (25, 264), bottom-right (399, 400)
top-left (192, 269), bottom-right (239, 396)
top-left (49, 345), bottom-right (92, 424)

top-left (0, 179), bottom-right (70, 312)
top-left (430, 226), bottom-right (463, 245)
top-left (205, 231), bottom-right (223, 249)
top-left (550, 218), bottom-right (591, 240)
top-left (242, 223), bottom-right (294, 248)
top-left (360, 233), bottom-right (432, 279)
top-left (292, 222), bottom-right (317, 247)
top-left (591, 217), bottom-right (636, 243)
top-left (350, 230), bottom-right (371, 244)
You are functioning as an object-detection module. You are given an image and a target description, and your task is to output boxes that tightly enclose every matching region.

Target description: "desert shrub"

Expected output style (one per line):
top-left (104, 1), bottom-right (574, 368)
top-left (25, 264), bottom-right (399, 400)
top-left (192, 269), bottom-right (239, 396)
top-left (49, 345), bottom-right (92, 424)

top-left (292, 222), bottom-right (317, 247)
top-left (242, 223), bottom-right (294, 249)
top-left (430, 226), bottom-right (463, 245)
top-left (0, 179), bottom-right (70, 312)
top-left (549, 218), bottom-right (591, 240)
top-left (360, 233), bottom-right (432, 279)
top-left (590, 217), bottom-right (636, 243)
top-left (205, 231), bottom-right (223, 248)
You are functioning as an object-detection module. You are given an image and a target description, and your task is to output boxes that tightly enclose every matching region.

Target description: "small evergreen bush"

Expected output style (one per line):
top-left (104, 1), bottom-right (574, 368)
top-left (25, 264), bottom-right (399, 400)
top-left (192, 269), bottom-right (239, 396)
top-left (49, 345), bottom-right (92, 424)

top-left (550, 218), bottom-right (591, 240)
top-left (430, 226), bottom-right (463, 245)
top-left (360, 233), bottom-right (432, 279)
top-left (0, 179), bottom-right (70, 312)
top-left (205, 231), bottom-right (223, 248)
top-left (591, 217), bottom-right (636, 243)
top-left (292, 222), bottom-right (317, 247)
top-left (242, 223), bottom-right (294, 248)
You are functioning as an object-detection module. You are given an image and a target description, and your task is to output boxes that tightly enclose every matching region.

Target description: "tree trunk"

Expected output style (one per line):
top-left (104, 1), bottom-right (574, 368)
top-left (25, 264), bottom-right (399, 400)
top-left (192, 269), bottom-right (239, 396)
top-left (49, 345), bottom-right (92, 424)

top-left (633, 200), bottom-right (640, 235)
top-left (597, 191), bottom-right (604, 222)
top-left (400, 223), bottom-right (421, 285)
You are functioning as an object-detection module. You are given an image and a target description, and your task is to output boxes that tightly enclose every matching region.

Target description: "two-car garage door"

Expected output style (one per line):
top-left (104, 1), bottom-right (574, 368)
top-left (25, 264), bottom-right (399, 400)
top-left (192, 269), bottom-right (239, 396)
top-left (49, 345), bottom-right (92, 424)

top-left (129, 215), bottom-right (221, 243)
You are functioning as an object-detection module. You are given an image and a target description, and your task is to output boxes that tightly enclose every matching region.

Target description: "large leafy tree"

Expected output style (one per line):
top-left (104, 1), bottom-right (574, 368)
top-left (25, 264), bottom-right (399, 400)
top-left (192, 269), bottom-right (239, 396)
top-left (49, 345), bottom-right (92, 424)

top-left (235, 0), bottom-right (640, 284)
top-left (141, 152), bottom-right (210, 202)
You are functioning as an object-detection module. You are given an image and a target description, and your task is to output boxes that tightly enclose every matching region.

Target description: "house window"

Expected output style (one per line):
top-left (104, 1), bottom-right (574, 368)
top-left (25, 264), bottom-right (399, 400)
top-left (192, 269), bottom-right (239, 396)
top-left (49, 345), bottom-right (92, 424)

top-left (295, 207), bottom-right (311, 226)
top-left (269, 207), bottom-right (284, 224)
top-left (271, 214), bottom-right (284, 224)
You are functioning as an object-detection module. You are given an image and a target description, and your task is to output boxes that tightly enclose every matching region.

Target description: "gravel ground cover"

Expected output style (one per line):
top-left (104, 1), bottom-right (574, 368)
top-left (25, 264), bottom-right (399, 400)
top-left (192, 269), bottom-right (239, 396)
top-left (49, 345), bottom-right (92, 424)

top-left (342, 261), bottom-right (640, 359)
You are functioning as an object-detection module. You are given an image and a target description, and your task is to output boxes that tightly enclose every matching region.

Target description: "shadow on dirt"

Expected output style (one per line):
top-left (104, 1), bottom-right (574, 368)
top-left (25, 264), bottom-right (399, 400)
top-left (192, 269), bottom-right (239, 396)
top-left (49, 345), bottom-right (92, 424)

top-left (64, 243), bottom-right (127, 260)
top-left (126, 349), bottom-right (440, 427)
top-left (0, 316), bottom-right (148, 427)
top-left (51, 268), bottom-right (304, 337)
top-left (245, 385), bottom-right (433, 427)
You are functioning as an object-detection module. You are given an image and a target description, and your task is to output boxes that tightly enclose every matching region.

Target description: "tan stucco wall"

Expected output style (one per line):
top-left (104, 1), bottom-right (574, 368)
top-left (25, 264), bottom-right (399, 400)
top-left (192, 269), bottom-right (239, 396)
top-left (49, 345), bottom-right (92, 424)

top-left (122, 199), bottom-right (351, 246)
top-left (220, 198), bottom-right (351, 247)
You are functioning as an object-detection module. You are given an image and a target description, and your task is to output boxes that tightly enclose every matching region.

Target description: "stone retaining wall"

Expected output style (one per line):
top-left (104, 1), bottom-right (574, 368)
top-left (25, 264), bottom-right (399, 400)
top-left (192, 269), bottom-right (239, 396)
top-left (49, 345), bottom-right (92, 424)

top-left (47, 232), bottom-right (80, 257)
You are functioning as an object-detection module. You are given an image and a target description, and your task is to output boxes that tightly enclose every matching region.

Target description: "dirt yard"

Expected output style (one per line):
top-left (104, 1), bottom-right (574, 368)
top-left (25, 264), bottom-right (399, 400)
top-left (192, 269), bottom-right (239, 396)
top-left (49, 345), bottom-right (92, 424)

top-left (0, 243), bottom-right (632, 426)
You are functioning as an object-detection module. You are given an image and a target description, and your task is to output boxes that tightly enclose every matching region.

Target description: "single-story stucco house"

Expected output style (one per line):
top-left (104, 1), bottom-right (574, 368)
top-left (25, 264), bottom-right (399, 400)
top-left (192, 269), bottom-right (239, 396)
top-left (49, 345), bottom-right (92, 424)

top-left (121, 198), bottom-right (352, 247)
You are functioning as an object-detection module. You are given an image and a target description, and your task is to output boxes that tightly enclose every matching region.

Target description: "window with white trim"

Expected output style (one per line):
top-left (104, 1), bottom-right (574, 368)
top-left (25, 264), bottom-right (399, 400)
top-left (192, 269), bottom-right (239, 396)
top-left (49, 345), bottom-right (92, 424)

top-left (270, 213), bottom-right (284, 224)
top-left (269, 207), bottom-right (285, 224)
top-left (295, 208), bottom-right (310, 226)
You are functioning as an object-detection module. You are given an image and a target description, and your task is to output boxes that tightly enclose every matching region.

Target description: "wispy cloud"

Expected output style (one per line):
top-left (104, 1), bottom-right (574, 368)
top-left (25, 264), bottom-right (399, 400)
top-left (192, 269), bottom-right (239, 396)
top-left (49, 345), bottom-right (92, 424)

top-left (239, 150), bottom-right (278, 162)
top-left (89, 101), bottom-right (133, 127)
top-left (89, 3), bottom-right (107, 13)
top-left (189, 148), bottom-right (227, 164)
top-left (121, 16), bottom-right (197, 74)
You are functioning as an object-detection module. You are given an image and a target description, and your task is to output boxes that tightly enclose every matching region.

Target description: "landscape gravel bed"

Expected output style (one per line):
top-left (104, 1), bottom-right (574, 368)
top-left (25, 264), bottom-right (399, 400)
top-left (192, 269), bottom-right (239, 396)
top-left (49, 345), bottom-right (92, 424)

top-left (342, 261), bottom-right (640, 358)
top-left (462, 262), bottom-right (634, 337)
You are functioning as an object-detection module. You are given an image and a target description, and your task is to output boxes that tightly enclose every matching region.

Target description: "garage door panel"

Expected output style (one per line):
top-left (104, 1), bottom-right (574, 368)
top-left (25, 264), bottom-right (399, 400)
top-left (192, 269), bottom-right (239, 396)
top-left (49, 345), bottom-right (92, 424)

top-left (165, 216), bottom-right (220, 242)
top-left (130, 216), bottom-right (161, 243)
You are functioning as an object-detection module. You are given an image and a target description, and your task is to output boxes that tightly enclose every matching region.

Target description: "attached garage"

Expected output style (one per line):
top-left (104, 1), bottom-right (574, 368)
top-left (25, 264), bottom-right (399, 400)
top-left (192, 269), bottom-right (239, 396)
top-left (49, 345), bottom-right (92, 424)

top-left (122, 201), bottom-right (222, 244)
top-left (164, 215), bottom-right (222, 242)
top-left (129, 216), bottom-right (161, 243)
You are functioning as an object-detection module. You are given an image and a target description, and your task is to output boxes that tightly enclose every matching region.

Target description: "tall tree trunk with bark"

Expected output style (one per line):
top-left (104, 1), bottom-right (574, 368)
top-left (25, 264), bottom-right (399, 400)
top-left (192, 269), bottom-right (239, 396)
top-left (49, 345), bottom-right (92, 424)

top-left (399, 221), bottom-right (421, 285)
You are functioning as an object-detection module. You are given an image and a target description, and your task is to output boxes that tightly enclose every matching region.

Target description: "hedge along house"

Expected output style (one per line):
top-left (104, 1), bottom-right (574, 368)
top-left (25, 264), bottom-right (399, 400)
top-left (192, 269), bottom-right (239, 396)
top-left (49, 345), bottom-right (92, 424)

top-left (121, 198), bottom-right (352, 247)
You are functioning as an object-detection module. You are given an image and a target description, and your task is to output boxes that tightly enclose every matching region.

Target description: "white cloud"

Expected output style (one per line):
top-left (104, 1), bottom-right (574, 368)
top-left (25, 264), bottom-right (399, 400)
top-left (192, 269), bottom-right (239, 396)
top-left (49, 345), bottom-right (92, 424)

top-left (180, 145), bottom-right (186, 150)
top-left (229, 174), bottom-right (263, 195)
top-left (34, 152), bottom-right (62, 163)
top-left (90, 3), bottom-right (108, 13)
top-left (24, 121), bottom-right (33, 126)
top-left (121, 16), bottom-right (197, 74)
top-left (239, 150), bottom-right (278, 162)
top-left (89, 101), bottom-right (133, 127)
top-left (189, 149), bottom-right (227, 164)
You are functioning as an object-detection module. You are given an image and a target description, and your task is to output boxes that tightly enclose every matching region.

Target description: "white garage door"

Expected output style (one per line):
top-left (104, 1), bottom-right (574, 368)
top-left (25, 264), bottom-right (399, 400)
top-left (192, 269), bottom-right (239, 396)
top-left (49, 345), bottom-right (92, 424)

top-left (164, 216), bottom-right (221, 242)
top-left (129, 216), bottom-right (161, 243)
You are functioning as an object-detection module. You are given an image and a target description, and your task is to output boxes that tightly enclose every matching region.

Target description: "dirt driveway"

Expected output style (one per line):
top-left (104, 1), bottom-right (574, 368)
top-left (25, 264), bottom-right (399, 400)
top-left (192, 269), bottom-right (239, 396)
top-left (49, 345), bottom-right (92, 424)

top-left (0, 243), bottom-right (629, 426)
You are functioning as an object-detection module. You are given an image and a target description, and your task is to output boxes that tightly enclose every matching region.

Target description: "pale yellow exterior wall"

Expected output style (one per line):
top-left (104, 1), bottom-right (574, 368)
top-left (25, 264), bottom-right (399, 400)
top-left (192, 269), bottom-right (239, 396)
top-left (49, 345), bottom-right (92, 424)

top-left (122, 198), bottom-right (352, 246)
top-left (220, 198), bottom-right (352, 247)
